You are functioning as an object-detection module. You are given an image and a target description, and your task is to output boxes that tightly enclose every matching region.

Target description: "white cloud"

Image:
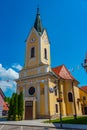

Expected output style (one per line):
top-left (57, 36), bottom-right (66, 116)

top-left (0, 64), bottom-right (19, 97)
top-left (12, 64), bottom-right (23, 71)
top-left (0, 81), bottom-right (16, 92)
top-left (0, 64), bottom-right (19, 80)
top-left (6, 68), bottom-right (19, 79)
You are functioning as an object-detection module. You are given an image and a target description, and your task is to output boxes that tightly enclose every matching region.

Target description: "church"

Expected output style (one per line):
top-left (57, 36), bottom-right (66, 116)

top-left (16, 8), bottom-right (83, 120)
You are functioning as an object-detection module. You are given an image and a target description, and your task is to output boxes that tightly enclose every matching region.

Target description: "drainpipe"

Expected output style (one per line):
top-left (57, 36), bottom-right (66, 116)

top-left (72, 80), bottom-right (77, 119)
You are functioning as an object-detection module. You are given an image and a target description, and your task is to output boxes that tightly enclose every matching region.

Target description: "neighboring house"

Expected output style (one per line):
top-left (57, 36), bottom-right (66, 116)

top-left (79, 86), bottom-right (87, 115)
top-left (0, 88), bottom-right (5, 116)
top-left (0, 88), bottom-right (9, 116)
top-left (16, 8), bottom-right (83, 120)
top-left (2, 102), bottom-right (9, 116)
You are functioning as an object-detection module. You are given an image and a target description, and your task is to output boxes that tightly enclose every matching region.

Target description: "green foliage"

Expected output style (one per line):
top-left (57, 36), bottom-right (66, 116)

top-left (8, 93), bottom-right (15, 120)
top-left (15, 115), bottom-right (19, 121)
top-left (13, 93), bottom-right (18, 120)
top-left (45, 116), bottom-right (87, 124)
top-left (8, 92), bottom-right (23, 121)
top-left (18, 92), bottom-right (23, 120)
top-left (4, 97), bottom-right (11, 104)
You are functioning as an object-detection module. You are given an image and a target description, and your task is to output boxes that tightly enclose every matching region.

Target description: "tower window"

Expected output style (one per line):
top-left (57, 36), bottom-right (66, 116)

top-left (55, 89), bottom-right (57, 96)
top-left (44, 48), bottom-right (47, 59)
top-left (68, 92), bottom-right (73, 102)
top-left (83, 96), bottom-right (86, 100)
top-left (54, 86), bottom-right (57, 96)
top-left (55, 104), bottom-right (58, 113)
top-left (31, 47), bottom-right (35, 58)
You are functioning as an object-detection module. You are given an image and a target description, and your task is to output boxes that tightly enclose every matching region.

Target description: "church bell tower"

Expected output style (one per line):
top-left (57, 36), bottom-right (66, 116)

top-left (25, 8), bottom-right (51, 69)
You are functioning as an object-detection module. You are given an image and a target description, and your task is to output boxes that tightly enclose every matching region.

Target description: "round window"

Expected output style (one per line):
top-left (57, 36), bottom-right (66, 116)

top-left (29, 87), bottom-right (35, 95)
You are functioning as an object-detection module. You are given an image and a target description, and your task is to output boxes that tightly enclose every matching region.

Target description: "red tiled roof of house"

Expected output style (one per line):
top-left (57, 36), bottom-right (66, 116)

top-left (52, 64), bottom-right (75, 80)
top-left (0, 88), bottom-right (5, 99)
top-left (80, 86), bottom-right (87, 92)
top-left (0, 88), bottom-right (5, 106)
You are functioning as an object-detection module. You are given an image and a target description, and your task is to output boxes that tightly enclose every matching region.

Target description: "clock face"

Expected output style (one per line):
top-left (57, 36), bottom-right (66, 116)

top-left (44, 38), bottom-right (47, 43)
top-left (29, 86), bottom-right (35, 95)
top-left (44, 37), bottom-right (48, 43)
top-left (30, 38), bottom-right (35, 43)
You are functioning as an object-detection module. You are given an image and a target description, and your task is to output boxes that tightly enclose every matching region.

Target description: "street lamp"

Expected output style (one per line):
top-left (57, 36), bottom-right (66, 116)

top-left (57, 94), bottom-right (62, 128)
top-left (57, 80), bottom-right (63, 128)
top-left (72, 81), bottom-right (77, 119)
top-left (54, 78), bottom-right (63, 128)
top-left (49, 71), bottom-right (63, 128)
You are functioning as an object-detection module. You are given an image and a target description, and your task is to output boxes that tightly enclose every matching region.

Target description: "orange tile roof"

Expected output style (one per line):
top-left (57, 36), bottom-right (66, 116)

top-left (52, 64), bottom-right (75, 80)
top-left (80, 86), bottom-right (87, 92)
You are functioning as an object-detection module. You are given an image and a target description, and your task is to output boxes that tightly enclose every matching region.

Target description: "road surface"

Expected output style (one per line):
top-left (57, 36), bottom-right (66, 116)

top-left (0, 125), bottom-right (83, 130)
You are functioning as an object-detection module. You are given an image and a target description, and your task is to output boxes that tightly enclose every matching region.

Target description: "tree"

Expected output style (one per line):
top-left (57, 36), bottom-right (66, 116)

top-left (8, 93), bottom-right (15, 120)
top-left (4, 97), bottom-right (11, 104)
top-left (8, 92), bottom-right (23, 121)
top-left (13, 93), bottom-right (18, 120)
top-left (18, 92), bottom-right (23, 120)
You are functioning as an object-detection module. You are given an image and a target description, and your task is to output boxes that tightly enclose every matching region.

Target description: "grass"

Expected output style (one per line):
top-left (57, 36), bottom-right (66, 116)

top-left (45, 116), bottom-right (87, 124)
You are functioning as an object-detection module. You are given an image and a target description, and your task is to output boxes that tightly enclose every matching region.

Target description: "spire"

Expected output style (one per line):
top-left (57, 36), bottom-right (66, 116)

top-left (34, 8), bottom-right (43, 35)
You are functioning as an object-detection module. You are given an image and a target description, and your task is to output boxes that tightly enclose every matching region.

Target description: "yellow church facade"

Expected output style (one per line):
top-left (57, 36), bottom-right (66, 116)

top-left (16, 8), bottom-right (86, 120)
top-left (79, 87), bottom-right (87, 115)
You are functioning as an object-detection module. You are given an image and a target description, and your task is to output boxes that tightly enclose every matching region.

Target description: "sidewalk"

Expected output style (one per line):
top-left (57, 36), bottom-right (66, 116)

top-left (0, 119), bottom-right (87, 129)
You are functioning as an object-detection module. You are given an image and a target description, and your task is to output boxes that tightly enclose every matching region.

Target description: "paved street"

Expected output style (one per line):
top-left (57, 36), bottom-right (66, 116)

top-left (0, 119), bottom-right (87, 130)
top-left (0, 125), bottom-right (82, 130)
top-left (0, 125), bottom-right (63, 130)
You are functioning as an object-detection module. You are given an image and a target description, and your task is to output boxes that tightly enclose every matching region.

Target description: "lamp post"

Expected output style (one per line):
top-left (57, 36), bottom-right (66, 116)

top-left (53, 78), bottom-right (63, 128)
top-left (58, 80), bottom-right (62, 128)
top-left (49, 71), bottom-right (63, 128)
top-left (72, 81), bottom-right (77, 119)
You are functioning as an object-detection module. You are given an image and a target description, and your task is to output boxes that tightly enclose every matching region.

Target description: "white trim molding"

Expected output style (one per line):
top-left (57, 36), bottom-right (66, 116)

top-left (37, 83), bottom-right (40, 114)
top-left (44, 81), bottom-right (48, 114)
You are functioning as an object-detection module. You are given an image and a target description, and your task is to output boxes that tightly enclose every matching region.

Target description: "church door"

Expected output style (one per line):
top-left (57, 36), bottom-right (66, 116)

top-left (84, 107), bottom-right (87, 115)
top-left (25, 101), bottom-right (33, 120)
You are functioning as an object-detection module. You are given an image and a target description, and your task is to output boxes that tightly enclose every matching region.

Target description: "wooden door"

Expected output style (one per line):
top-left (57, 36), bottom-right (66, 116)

top-left (25, 101), bottom-right (33, 120)
top-left (84, 107), bottom-right (87, 115)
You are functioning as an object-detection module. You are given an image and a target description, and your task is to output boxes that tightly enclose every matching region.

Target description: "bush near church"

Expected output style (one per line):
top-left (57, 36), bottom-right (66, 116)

top-left (8, 92), bottom-right (23, 121)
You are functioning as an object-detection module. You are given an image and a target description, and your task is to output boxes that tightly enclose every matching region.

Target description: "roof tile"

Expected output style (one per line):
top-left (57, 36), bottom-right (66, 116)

top-left (80, 86), bottom-right (87, 92)
top-left (52, 65), bottom-right (75, 80)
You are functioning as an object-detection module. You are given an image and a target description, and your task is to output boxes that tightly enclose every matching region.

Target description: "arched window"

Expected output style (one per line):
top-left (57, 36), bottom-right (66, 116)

top-left (31, 47), bottom-right (35, 58)
top-left (44, 48), bottom-right (47, 59)
top-left (55, 104), bottom-right (58, 113)
top-left (68, 92), bottom-right (73, 102)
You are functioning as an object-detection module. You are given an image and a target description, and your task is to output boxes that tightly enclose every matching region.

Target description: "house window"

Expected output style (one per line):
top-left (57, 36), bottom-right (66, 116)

top-left (83, 96), bottom-right (86, 100)
top-left (68, 92), bottom-right (73, 102)
top-left (55, 104), bottom-right (58, 113)
top-left (31, 47), bottom-right (35, 58)
top-left (44, 48), bottom-right (47, 59)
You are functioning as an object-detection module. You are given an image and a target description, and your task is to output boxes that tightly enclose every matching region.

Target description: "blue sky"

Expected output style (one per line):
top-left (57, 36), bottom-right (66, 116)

top-left (0, 0), bottom-right (87, 97)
